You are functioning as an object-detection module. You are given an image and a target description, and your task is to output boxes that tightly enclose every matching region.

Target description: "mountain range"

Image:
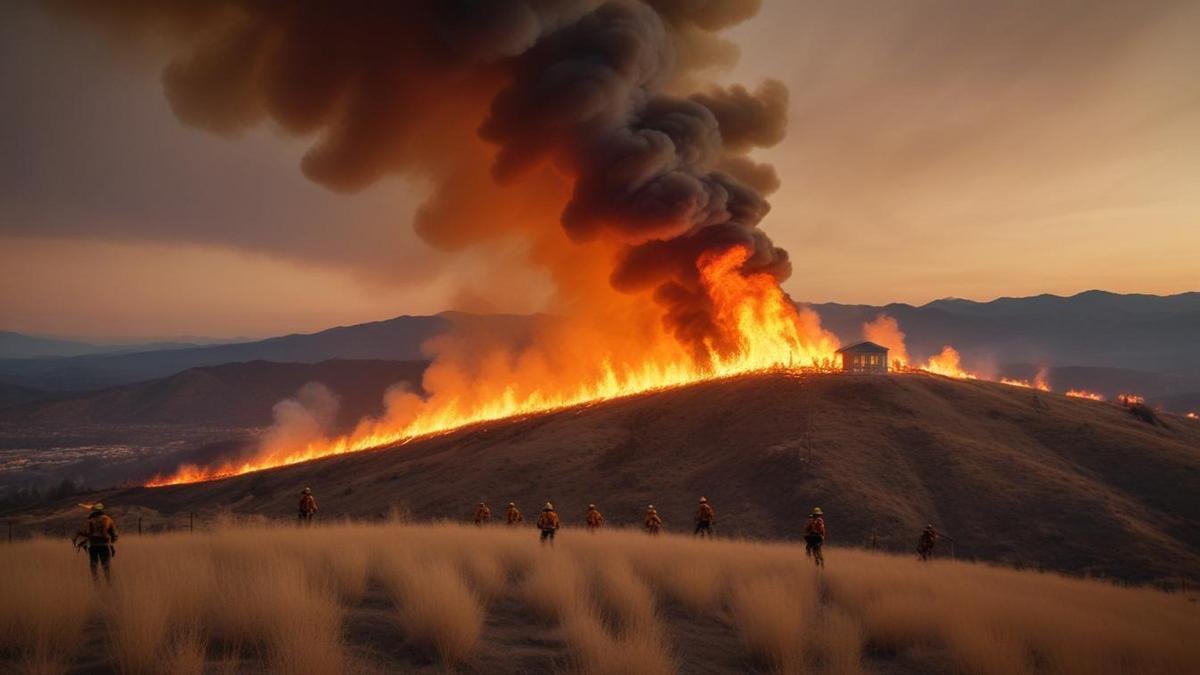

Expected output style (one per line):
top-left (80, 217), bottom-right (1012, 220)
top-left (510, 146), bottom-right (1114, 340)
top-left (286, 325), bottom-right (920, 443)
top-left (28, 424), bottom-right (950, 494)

top-left (1, 290), bottom-right (1195, 400)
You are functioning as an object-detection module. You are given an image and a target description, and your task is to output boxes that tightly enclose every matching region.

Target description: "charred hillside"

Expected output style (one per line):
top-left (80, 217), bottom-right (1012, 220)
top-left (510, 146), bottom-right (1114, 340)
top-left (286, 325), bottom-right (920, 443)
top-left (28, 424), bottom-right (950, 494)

top-left (26, 372), bottom-right (1200, 584)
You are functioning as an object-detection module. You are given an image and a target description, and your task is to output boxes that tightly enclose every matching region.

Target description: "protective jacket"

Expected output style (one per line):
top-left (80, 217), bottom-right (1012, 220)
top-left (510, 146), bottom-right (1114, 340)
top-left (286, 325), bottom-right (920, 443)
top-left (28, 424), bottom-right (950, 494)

top-left (299, 494), bottom-right (318, 515)
top-left (696, 503), bottom-right (715, 523)
top-left (78, 512), bottom-right (118, 545)
top-left (474, 505), bottom-right (491, 523)
top-left (805, 516), bottom-right (826, 538)
top-left (585, 508), bottom-right (605, 528)
top-left (536, 510), bottom-right (560, 531)
top-left (506, 506), bottom-right (523, 524)
top-left (644, 511), bottom-right (663, 531)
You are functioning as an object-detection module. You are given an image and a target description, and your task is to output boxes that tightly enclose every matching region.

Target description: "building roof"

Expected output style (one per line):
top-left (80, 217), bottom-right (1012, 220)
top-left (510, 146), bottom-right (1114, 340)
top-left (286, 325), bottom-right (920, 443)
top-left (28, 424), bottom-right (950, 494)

top-left (835, 341), bottom-right (889, 354)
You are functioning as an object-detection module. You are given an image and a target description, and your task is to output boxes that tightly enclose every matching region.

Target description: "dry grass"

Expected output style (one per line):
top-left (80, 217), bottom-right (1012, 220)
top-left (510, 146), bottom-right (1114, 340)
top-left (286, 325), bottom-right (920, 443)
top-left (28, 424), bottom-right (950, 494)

top-left (0, 522), bottom-right (1196, 673)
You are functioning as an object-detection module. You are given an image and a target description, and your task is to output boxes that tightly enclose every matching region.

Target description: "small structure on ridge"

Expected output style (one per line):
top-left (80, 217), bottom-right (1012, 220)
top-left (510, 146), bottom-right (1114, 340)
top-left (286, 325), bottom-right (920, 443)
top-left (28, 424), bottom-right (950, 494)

top-left (836, 341), bottom-right (890, 374)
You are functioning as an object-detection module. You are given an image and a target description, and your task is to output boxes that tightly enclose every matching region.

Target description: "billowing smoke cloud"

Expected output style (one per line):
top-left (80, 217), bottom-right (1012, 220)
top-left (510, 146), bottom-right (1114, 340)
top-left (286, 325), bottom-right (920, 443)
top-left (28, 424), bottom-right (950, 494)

top-left (258, 382), bottom-right (338, 459)
top-left (48, 0), bottom-right (790, 361)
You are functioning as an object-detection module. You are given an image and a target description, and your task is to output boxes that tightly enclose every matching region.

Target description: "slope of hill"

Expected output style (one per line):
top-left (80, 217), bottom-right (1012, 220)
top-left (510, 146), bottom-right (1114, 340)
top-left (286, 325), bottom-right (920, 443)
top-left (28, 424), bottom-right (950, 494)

top-left (34, 372), bottom-right (1200, 584)
top-left (0, 359), bottom-right (426, 429)
top-left (0, 380), bottom-right (54, 408)
top-left (0, 315), bottom-right (456, 391)
top-left (812, 289), bottom-right (1200, 374)
top-left (994, 364), bottom-right (1195, 405)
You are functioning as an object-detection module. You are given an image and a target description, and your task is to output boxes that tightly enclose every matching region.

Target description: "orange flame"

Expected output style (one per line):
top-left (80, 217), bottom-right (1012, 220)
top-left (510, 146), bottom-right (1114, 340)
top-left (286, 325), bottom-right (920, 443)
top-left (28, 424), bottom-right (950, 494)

top-left (921, 346), bottom-right (976, 379)
top-left (1000, 368), bottom-right (1050, 391)
top-left (1117, 393), bottom-right (1145, 406)
top-left (1065, 389), bottom-right (1104, 401)
top-left (147, 246), bottom-right (841, 486)
top-left (1186, 412), bottom-right (1198, 420)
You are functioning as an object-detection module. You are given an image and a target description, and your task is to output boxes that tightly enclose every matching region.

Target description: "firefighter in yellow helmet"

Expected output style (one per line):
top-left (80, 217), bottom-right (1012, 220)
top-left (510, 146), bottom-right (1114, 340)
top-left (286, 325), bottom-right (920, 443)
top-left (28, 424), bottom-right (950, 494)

top-left (644, 505), bottom-right (663, 535)
top-left (536, 502), bottom-right (560, 544)
top-left (298, 487), bottom-right (318, 525)
top-left (585, 503), bottom-right (605, 532)
top-left (804, 507), bottom-right (826, 567)
top-left (694, 496), bottom-right (715, 538)
top-left (73, 503), bottom-right (118, 583)
top-left (474, 502), bottom-right (492, 526)
top-left (918, 524), bottom-right (939, 561)
top-left (505, 502), bottom-right (523, 526)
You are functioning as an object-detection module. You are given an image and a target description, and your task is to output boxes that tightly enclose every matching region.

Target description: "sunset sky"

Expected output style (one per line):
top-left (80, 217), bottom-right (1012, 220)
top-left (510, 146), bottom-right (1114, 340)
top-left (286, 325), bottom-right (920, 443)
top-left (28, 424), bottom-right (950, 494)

top-left (2, 0), bottom-right (1197, 340)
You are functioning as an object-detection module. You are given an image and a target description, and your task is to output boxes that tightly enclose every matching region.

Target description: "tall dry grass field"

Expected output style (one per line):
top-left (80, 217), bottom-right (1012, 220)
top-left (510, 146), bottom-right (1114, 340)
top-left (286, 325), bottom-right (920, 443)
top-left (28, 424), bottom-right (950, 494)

top-left (0, 521), bottom-right (1195, 673)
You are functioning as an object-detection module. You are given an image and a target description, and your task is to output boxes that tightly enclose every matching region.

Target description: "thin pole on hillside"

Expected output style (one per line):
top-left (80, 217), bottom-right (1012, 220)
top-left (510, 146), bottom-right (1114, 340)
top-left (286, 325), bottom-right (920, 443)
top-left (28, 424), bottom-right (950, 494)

top-left (138, 516), bottom-right (143, 535)
top-left (189, 512), bottom-right (194, 532)
top-left (6, 520), bottom-right (10, 543)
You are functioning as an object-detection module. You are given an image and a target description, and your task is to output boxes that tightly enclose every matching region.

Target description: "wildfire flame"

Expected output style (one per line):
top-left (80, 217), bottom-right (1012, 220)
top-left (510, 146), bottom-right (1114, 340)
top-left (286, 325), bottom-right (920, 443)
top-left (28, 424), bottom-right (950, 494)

top-left (1065, 389), bottom-right (1105, 401)
top-left (1000, 368), bottom-right (1050, 391)
top-left (1187, 412), bottom-right (1198, 420)
top-left (1118, 393), bottom-right (1145, 406)
top-left (921, 346), bottom-right (976, 379)
top-left (146, 246), bottom-right (841, 487)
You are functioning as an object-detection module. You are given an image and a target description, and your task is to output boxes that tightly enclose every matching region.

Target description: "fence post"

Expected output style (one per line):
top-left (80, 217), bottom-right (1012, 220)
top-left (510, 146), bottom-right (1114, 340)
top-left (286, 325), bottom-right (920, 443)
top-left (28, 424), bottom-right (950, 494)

top-left (189, 513), bottom-right (194, 532)
top-left (6, 520), bottom-right (11, 543)
top-left (138, 516), bottom-right (143, 535)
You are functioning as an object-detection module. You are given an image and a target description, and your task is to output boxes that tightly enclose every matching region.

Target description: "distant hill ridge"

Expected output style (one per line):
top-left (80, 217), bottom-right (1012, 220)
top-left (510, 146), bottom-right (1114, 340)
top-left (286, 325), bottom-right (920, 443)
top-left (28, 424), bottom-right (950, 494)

top-left (0, 331), bottom-right (226, 360)
top-left (0, 292), bottom-right (1196, 392)
top-left (0, 359), bottom-right (427, 429)
top-left (810, 289), bottom-right (1200, 375)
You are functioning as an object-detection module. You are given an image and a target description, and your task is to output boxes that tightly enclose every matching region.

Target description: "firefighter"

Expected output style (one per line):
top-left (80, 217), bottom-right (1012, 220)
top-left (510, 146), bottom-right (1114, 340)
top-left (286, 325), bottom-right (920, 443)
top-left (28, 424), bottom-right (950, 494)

top-left (536, 502), bottom-right (560, 544)
top-left (474, 502), bottom-right (492, 526)
top-left (298, 487), bottom-right (318, 525)
top-left (918, 524), bottom-right (939, 561)
top-left (644, 505), bottom-right (663, 535)
top-left (694, 496), bottom-right (715, 537)
top-left (585, 503), bottom-right (605, 532)
top-left (73, 503), bottom-right (118, 583)
top-left (506, 502), bottom-right (523, 526)
top-left (804, 507), bottom-right (826, 567)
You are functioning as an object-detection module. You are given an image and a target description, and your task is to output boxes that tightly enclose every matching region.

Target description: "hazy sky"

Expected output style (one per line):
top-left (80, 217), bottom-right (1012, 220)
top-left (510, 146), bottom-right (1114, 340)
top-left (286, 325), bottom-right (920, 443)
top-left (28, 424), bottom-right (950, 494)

top-left (2, 1), bottom-right (1197, 339)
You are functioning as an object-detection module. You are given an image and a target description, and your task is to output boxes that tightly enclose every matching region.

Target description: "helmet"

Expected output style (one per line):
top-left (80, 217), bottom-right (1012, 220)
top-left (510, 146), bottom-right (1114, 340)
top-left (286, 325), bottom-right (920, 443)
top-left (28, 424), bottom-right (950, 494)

top-left (91, 502), bottom-right (105, 512)
top-left (811, 507), bottom-right (823, 516)
top-left (508, 502), bottom-right (516, 507)
top-left (544, 502), bottom-right (553, 510)
top-left (302, 487), bottom-right (312, 494)
top-left (699, 496), bottom-right (708, 503)
top-left (647, 505), bottom-right (655, 510)
top-left (588, 504), bottom-right (596, 509)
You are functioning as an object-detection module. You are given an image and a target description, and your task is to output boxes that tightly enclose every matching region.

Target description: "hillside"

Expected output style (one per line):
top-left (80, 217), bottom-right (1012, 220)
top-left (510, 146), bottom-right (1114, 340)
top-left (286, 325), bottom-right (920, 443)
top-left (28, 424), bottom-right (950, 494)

top-left (27, 372), bottom-right (1200, 584)
top-left (0, 313), bottom-right (491, 391)
top-left (0, 359), bottom-right (426, 429)
top-left (0, 359), bottom-right (428, 497)
top-left (0, 380), bottom-right (53, 408)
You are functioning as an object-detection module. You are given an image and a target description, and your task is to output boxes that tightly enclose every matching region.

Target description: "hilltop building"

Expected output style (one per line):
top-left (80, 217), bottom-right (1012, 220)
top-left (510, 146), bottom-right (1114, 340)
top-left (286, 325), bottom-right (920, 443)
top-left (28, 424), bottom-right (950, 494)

top-left (836, 341), bottom-right (890, 374)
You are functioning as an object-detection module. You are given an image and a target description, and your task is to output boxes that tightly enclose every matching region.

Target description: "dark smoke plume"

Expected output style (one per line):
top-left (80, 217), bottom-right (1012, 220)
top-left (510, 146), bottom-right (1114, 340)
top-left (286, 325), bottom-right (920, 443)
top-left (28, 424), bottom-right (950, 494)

top-left (51, 0), bottom-right (790, 358)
